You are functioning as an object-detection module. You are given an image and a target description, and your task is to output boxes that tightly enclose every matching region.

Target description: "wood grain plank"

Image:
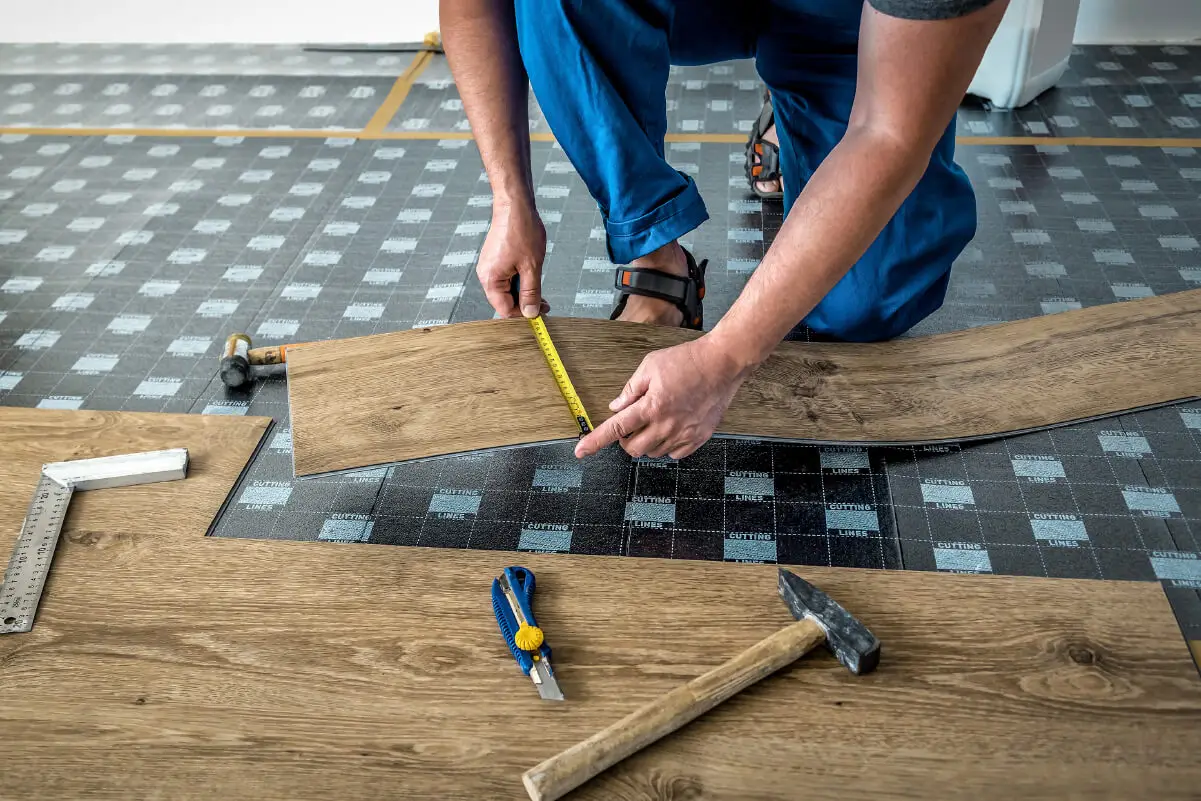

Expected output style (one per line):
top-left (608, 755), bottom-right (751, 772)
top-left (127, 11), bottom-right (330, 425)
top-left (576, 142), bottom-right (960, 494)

top-left (1, 530), bottom-right (1199, 800)
top-left (287, 289), bottom-right (1201, 476)
top-left (0, 409), bottom-right (270, 548)
top-left (3, 407), bottom-right (1198, 800)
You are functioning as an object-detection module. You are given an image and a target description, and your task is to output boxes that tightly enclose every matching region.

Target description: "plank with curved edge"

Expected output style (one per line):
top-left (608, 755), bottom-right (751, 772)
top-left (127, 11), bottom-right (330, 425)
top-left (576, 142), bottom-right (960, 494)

top-left (286, 289), bottom-right (1201, 478)
top-left (3, 412), bottom-right (1201, 800)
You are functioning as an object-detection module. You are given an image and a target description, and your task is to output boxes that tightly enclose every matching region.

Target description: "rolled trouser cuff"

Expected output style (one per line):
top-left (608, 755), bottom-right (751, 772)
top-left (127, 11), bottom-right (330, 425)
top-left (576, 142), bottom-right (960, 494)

top-left (603, 174), bottom-right (709, 264)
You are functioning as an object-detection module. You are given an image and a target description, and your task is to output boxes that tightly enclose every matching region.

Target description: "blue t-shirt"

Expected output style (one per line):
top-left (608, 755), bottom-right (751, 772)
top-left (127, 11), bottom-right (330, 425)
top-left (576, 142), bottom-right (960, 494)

top-left (870, 0), bottom-right (1000, 20)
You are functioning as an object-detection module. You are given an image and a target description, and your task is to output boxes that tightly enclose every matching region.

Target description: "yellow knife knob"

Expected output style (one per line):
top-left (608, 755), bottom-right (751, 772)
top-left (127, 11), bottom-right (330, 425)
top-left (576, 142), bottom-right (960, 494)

top-left (514, 623), bottom-right (544, 651)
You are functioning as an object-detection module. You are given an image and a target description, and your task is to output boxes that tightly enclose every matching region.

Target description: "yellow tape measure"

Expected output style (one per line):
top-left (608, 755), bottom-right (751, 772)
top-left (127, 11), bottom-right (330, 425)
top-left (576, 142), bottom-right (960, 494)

top-left (526, 316), bottom-right (594, 436)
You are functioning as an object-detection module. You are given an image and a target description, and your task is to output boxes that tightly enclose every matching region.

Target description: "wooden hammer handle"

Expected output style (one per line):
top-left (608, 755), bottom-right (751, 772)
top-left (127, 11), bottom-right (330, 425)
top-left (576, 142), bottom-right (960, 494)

top-left (250, 344), bottom-right (289, 366)
top-left (521, 616), bottom-right (826, 801)
top-left (248, 342), bottom-right (314, 366)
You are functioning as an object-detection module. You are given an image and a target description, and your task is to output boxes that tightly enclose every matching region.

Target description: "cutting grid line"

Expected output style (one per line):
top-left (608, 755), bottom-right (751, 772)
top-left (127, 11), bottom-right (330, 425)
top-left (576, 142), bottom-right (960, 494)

top-left (1048, 429), bottom-right (1106, 578)
top-left (230, 512), bottom-right (1195, 545)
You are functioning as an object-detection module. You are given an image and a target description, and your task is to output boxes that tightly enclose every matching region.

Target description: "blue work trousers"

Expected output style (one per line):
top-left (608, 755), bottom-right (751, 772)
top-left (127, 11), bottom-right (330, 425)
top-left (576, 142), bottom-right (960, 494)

top-left (513, 0), bottom-right (978, 341)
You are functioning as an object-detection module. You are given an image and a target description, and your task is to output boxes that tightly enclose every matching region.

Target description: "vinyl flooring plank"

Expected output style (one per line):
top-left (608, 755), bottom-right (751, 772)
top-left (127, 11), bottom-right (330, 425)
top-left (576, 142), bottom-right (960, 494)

top-left (1, 410), bottom-right (1198, 799)
top-left (0, 534), bottom-right (1198, 799)
top-left (0, 408), bottom-right (271, 539)
top-left (287, 289), bottom-right (1201, 477)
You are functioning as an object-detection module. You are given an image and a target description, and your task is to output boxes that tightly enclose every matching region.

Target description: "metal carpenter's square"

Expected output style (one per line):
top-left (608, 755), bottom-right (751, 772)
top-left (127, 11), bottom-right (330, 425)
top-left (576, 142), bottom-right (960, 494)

top-left (1, 449), bottom-right (189, 634)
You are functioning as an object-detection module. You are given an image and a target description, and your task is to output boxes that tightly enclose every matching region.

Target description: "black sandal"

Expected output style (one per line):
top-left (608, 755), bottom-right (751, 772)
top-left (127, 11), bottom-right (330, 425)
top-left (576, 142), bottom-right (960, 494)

top-left (610, 248), bottom-right (708, 331)
top-left (744, 89), bottom-right (783, 200)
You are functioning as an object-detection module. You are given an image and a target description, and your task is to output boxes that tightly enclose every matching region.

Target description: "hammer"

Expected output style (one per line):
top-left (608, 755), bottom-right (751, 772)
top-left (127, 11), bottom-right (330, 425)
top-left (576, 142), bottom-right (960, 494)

top-left (521, 569), bottom-right (880, 801)
top-left (219, 333), bottom-right (312, 389)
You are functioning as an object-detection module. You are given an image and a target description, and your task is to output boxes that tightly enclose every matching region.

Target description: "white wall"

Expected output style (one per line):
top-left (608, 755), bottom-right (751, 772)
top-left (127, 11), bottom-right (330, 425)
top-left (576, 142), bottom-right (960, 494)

top-left (4, 0), bottom-right (1201, 46)
top-left (1074, 0), bottom-right (1201, 44)
top-left (3, 0), bottom-right (440, 44)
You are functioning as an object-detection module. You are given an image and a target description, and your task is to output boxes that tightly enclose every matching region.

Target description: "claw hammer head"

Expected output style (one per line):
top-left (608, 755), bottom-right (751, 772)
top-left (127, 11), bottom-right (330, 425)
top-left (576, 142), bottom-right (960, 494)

top-left (778, 568), bottom-right (881, 675)
top-left (220, 333), bottom-right (294, 389)
top-left (220, 333), bottom-right (254, 389)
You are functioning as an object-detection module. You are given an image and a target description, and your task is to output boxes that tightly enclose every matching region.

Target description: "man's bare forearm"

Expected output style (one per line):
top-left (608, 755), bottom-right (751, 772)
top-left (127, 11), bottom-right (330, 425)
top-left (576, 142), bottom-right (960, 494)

top-left (710, 130), bottom-right (929, 365)
top-left (708, 2), bottom-right (1007, 369)
top-left (440, 0), bottom-right (535, 208)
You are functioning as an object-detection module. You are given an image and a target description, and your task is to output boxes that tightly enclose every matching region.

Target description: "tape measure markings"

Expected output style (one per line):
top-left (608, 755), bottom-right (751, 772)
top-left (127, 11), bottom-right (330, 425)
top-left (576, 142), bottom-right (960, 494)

top-left (527, 316), bottom-right (594, 437)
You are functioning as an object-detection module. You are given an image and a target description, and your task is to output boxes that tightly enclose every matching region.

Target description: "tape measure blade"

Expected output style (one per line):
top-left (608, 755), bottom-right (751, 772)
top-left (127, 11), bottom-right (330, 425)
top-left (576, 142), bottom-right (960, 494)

top-left (526, 317), bottom-right (594, 437)
top-left (1, 473), bottom-right (73, 635)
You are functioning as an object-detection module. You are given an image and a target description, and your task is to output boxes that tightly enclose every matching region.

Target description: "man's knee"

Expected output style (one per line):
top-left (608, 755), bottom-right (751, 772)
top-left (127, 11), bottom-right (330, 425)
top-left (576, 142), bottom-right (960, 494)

top-left (514, 0), bottom-right (583, 49)
top-left (514, 0), bottom-right (568, 16)
top-left (805, 225), bottom-right (969, 342)
top-left (515, 0), bottom-right (669, 83)
top-left (805, 296), bottom-right (917, 343)
top-left (811, 170), bottom-right (976, 341)
top-left (514, 0), bottom-right (571, 34)
top-left (515, 0), bottom-right (654, 33)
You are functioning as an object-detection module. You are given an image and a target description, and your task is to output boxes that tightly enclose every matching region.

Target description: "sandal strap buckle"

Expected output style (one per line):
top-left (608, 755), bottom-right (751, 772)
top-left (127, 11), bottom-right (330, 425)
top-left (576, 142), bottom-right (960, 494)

top-left (609, 248), bottom-right (707, 331)
top-left (614, 267), bottom-right (690, 305)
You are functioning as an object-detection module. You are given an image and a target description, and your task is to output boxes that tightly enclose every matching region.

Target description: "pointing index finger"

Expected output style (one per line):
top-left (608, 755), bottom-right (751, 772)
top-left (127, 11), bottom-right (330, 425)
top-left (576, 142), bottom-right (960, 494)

top-left (574, 401), bottom-right (650, 458)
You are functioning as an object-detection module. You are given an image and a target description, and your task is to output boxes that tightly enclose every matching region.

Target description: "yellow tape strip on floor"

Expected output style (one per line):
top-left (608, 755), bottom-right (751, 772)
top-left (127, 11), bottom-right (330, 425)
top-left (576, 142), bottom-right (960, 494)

top-left (0, 126), bottom-right (347, 139)
top-left (361, 50), bottom-right (435, 137)
top-left (351, 131), bottom-right (1201, 147)
top-left (367, 130), bottom-right (476, 141)
top-left (1192, 640), bottom-right (1201, 669)
top-left (958, 135), bottom-right (1201, 147)
top-left (3, 125), bottom-right (1201, 150)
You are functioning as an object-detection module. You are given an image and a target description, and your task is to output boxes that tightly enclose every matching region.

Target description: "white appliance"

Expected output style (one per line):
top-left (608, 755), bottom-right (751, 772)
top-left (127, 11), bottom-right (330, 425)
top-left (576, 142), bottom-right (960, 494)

top-left (969, 0), bottom-right (1083, 109)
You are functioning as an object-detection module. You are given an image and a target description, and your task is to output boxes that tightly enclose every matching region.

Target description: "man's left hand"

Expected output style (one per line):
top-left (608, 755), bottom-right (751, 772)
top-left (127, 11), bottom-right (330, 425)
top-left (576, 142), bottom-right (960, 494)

top-left (574, 336), bottom-right (752, 461)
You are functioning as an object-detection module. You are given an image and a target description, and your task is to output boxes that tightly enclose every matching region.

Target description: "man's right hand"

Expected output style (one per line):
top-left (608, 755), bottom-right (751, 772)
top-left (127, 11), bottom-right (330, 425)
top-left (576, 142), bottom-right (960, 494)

top-left (478, 200), bottom-right (549, 319)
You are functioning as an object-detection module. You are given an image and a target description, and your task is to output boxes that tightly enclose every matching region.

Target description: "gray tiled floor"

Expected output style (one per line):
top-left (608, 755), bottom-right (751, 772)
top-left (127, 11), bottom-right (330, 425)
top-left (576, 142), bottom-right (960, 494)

top-left (1, 45), bottom-right (1199, 644)
top-left (0, 75), bottom-right (394, 130)
top-left (402, 47), bottom-right (1201, 139)
top-left (2, 133), bottom-right (1199, 598)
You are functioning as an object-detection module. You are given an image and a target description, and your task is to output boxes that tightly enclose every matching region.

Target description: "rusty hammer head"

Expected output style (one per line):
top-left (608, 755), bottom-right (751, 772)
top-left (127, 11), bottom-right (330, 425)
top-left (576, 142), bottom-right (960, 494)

top-left (778, 568), bottom-right (880, 675)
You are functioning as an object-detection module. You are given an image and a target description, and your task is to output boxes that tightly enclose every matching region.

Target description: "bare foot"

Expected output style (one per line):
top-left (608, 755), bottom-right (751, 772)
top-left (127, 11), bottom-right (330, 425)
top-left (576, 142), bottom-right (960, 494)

top-left (754, 121), bottom-right (781, 196)
top-left (615, 241), bottom-right (687, 327)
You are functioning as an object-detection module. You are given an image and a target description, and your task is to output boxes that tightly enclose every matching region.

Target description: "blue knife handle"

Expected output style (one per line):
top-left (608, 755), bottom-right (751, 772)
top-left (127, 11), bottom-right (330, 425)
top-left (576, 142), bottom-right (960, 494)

top-left (492, 566), bottom-right (552, 673)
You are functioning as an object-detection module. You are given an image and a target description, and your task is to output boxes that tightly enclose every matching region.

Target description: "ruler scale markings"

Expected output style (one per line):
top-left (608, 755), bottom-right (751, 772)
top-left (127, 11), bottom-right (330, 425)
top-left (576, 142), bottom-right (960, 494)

top-left (1, 448), bottom-right (189, 635)
top-left (1, 474), bottom-right (74, 633)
